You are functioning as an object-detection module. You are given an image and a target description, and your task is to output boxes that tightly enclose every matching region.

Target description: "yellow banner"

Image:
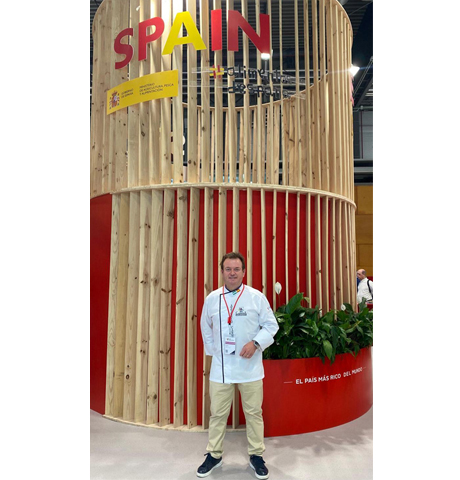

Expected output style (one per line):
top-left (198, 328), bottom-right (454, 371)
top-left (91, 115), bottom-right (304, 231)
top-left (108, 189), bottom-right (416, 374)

top-left (107, 70), bottom-right (178, 115)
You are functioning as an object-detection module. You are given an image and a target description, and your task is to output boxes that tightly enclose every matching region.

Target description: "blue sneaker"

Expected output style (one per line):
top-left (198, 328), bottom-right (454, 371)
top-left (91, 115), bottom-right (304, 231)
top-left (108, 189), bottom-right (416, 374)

top-left (196, 453), bottom-right (223, 477)
top-left (249, 455), bottom-right (269, 479)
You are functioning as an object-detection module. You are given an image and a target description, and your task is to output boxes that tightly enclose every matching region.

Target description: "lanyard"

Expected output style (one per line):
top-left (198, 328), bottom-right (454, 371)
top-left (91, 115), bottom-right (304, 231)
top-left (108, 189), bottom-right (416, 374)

top-left (222, 284), bottom-right (245, 326)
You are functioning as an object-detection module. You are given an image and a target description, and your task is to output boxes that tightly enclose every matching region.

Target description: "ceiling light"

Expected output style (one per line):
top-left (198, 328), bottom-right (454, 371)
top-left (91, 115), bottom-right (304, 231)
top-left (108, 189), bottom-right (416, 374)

top-left (261, 53), bottom-right (270, 60)
top-left (350, 65), bottom-right (360, 77)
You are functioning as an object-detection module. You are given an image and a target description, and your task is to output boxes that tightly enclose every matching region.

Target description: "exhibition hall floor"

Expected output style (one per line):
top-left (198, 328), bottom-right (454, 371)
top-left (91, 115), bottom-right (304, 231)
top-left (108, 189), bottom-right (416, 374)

top-left (90, 406), bottom-right (373, 480)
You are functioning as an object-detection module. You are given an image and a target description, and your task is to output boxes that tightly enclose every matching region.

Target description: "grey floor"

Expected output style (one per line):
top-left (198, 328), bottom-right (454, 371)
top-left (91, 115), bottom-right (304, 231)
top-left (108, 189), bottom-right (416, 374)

top-left (91, 406), bottom-right (372, 480)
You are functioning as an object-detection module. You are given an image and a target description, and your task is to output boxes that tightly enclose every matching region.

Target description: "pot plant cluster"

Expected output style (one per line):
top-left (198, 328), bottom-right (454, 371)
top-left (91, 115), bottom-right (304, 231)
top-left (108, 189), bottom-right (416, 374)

top-left (263, 290), bottom-right (373, 364)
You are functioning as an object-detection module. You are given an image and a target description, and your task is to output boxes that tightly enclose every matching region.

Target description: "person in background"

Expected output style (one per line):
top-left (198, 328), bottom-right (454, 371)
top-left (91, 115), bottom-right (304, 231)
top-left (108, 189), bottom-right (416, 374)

top-left (357, 269), bottom-right (373, 303)
top-left (197, 252), bottom-right (279, 479)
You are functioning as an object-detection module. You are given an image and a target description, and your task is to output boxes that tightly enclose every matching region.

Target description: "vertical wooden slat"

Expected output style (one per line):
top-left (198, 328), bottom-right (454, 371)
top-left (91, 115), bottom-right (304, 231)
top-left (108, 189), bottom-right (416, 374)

top-left (311, 0), bottom-right (321, 189)
top-left (224, 111), bottom-right (229, 181)
top-left (90, 13), bottom-right (97, 196)
top-left (134, 191), bottom-right (152, 423)
top-left (282, 102), bottom-right (290, 186)
top-left (253, 109), bottom-right (258, 183)
top-left (321, 196), bottom-right (329, 311)
top-left (336, 199), bottom-right (343, 308)
top-left (187, 188), bottom-right (200, 428)
top-left (351, 202), bottom-right (357, 303)
top-left (174, 189), bottom-right (188, 426)
top-left (347, 202), bottom-right (355, 307)
top-left (211, 109), bottom-right (216, 181)
top-left (105, 194), bottom-right (121, 417)
top-left (278, 0), bottom-right (285, 186)
top-left (113, 193), bottom-right (130, 417)
top-left (261, 189), bottom-right (267, 296)
top-left (330, 197), bottom-right (337, 310)
top-left (227, 0), bottom-right (237, 183)
top-left (149, 0), bottom-right (162, 185)
top-left (342, 200), bottom-right (350, 306)
top-left (327, 0), bottom-right (337, 195)
top-left (172, 1), bottom-right (184, 184)
top-left (160, 1), bottom-right (172, 184)
top-left (315, 194), bottom-right (322, 311)
top-left (347, 17), bottom-right (352, 200)
top-left (200, 0), bottom-right (211, 182)
top-left (107, 0), bottom-right (117, 192)
top-left (272, 190), bottom-right (277, 310)
top-left (202, 187), bottom-right (214, 429)
top-left (288, 102), bottom-right (295, 186)
top-left (306, 192), bottom-right (312, 304)
top-left (101, 2), bottom-right (111, 194)
top-left (273, 104), bottom-right (280, 185)
top-left (303, 0), bottom-right (312, 188)
top-left (284, 191), bottom-right (289, 301)
top-left (261, 106), bottom-right (267, 184)
top-left (214, 0), bottom-right (223, 183)
top-left (294, 0), bottom-right (301, 187)
top-left (127, 2), bottom-right (140, 188)
top-left (242, 0), bottom-right (250, 183)
top-left (187, 0), bottom-right (198, 183)
top-left (267, 0), bottom-right (274, 185)
top-left (123, 191), bottom-right (140, 421)
top-left (255, 0), bottom-right (262, 184)
top-left (347, 20), bottom-right (354, 202)
top-left (147, 189), bottom-right (164, 424)
top-left (296, 192), bottom-right (300, 293)
top-left (138, 0), bottom-right (150, 186)
top-left (159, 189), bottom-right (175, 425)
top-left (232, 187), bottom-right (239, 250)
top-left (238, 112), bottom-right (245, 180)
top-left (319, 0), bottom-right (329, 192)
top-left (218, 187), bottom-right (227, 280)
top-left (336, 9), bottom-right (344, 197)
top-left (341, 13), bottom-right (348, 198)
top-left (92, 11), bottom-right (104, 197)
top-left (246, 187), bottom-right (253, 285)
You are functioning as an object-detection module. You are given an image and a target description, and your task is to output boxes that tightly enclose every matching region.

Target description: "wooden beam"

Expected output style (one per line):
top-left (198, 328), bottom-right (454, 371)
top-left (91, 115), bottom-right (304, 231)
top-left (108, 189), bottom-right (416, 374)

top-left (159, 189), bottom-right (175, 425)
top-left (134, 190), bottom-right (152, 423)
top-left (147, 189), bottom-right (164, 424)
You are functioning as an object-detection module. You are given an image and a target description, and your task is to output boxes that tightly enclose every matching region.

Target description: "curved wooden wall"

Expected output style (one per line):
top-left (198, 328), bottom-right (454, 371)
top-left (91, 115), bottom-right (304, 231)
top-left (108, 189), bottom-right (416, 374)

top-left (91, 0), bottom-right (356, 431)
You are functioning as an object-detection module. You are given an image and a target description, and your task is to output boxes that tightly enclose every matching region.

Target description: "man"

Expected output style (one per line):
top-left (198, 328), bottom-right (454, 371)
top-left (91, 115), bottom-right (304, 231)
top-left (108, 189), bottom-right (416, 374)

top-left (197, 252), bottom-right (279, 479)
top-left (357, 269), bottom-right (373, 303)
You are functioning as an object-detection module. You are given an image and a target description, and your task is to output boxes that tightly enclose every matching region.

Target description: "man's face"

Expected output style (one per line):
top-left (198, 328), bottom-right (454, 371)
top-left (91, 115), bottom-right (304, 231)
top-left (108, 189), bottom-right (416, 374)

top-left (356, 270), bottom-right (365, 281)
top-left (222, 258), bottom-right (246, 291)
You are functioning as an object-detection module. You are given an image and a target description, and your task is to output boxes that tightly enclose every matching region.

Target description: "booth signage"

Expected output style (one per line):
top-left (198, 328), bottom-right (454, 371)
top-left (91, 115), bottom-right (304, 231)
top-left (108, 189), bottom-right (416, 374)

top-left (114, 9), bottom-right (270, 69)
top-left (106, 70), bottom-right (178, 115)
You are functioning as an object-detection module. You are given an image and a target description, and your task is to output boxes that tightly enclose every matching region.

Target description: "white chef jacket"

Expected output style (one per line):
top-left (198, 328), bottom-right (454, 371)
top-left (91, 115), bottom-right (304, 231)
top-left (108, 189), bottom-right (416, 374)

top-left (357, 278), bottom-right (373, 303)
top-left (200, 284), bottom-right (279, 384)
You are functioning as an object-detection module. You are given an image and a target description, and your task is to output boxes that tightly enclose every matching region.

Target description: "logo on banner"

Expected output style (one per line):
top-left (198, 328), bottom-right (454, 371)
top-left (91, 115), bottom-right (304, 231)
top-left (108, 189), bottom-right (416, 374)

top-left (109, 91), bottom-right (120, 109)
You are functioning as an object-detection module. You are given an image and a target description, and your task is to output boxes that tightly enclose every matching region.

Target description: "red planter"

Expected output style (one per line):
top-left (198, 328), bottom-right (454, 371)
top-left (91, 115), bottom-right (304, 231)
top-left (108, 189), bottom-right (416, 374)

top-left (261, 347), bottom-right (373, 437)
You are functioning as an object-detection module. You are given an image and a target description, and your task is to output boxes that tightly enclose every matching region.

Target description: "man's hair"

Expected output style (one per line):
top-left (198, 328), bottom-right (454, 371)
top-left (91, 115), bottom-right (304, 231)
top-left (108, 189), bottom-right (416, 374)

top-left (220, 252), bottom-right (246, 271)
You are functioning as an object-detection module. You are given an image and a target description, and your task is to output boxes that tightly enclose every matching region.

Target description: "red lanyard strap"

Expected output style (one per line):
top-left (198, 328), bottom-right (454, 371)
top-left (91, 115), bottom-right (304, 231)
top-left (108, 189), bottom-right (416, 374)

top-left (222, 285), bottom-right (245, 325)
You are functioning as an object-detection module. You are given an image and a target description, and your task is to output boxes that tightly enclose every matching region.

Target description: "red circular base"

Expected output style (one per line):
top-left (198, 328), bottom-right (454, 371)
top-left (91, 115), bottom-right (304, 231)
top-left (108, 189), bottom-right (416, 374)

top-left (261, 347), bottom-right (373, 437)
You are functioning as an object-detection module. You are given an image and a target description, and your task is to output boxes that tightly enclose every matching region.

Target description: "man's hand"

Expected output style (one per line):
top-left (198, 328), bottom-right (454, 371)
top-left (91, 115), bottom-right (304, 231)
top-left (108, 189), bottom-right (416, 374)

top-left (240, 341), bottom-right (257, 359)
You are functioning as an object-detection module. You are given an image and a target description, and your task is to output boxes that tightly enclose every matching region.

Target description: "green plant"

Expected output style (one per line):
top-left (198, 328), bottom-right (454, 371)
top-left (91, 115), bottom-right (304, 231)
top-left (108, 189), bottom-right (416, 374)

top-left (263, 293), bottom-right (373, 364)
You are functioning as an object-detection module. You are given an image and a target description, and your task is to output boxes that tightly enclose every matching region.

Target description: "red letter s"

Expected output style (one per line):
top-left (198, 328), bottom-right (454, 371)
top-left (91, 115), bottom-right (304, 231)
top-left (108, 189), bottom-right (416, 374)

top-left (114, 28), bottom-right (134, 69)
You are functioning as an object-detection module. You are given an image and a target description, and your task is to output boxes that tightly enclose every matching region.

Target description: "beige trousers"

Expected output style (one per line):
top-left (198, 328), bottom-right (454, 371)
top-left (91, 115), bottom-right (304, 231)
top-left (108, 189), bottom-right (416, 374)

top-left (207, 380), bottom-right (265, 459)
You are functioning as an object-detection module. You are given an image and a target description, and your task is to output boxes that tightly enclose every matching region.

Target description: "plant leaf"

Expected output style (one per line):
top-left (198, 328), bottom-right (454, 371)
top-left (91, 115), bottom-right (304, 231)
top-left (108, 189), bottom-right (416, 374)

top-left (323, 340), bottom-right (333, 359)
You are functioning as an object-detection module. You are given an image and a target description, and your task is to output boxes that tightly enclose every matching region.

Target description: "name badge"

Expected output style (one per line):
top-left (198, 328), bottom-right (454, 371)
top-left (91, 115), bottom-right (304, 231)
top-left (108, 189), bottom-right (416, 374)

top-left (224, 336), bottom-right (236, 355)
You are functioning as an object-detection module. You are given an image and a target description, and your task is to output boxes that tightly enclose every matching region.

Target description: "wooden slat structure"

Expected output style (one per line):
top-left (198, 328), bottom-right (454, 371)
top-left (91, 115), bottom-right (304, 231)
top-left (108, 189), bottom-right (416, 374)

top-left (92, 0), bottom-right (357, 431)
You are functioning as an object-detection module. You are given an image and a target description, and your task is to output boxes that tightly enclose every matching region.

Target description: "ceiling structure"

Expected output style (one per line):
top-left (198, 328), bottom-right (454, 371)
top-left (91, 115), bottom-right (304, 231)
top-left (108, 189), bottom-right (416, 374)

top-left (90, 0), bottom-right (373, 181)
